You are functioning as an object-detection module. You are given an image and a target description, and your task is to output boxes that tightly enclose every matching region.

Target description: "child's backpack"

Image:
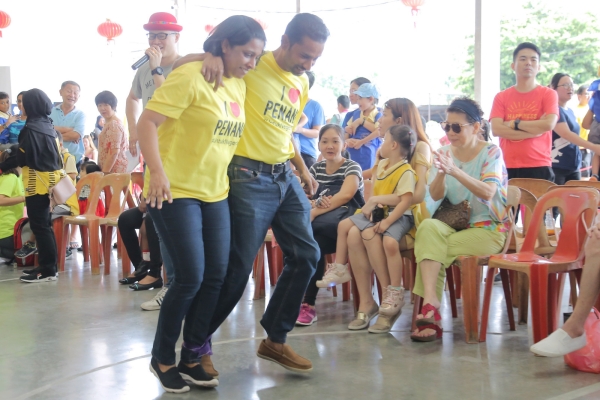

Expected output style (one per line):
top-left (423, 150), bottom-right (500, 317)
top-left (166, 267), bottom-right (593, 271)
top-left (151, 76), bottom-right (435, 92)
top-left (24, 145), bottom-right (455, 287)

top-left (14, 218), bottom-right (35, 266)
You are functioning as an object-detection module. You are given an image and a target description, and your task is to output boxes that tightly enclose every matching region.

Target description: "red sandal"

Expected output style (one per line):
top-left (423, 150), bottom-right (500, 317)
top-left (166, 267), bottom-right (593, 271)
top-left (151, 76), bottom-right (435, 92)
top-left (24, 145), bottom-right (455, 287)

top-left (415, 303), bottom-right (441, 328)
top-left (411, 323), bottom-right (443, 342)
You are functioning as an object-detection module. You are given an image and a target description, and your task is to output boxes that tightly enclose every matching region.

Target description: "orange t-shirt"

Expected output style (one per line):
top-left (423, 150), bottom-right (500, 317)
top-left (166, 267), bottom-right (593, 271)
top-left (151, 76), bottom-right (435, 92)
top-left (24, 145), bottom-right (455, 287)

top-left (489, 85), bottom-right (559, 168)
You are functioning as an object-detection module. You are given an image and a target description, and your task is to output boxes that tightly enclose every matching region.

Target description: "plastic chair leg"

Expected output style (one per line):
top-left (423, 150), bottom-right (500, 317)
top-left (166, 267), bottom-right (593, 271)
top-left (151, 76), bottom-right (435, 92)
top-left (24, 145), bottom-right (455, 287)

top-left (569, 271), bottom-right (579, 308)
top-left (479, 267), bottom-right (496, 342)
top-left (80, 226), bottom-right (89, 262)
top-left (53, 218), bottom-right (66, 272)
top-left (517, 272), bottom-right (529, 325)
top-left (116, 229), bottom-right (122, 259)
top-left (266, 244), bottom-right (276, 287)
top-left (342, 281), bottom-right (351, 301)
top-left (500, 269), bottom-right (515, 331)
top-left (446, 265), bottom-right (458, 318)
top-left (529, 263), bottom-right (550, 343)
top-left (453, 265), bottom-right (462, 299)
top-left (103, 226), bottom-right (114, 275)
top-left (89, 220), bottom-right (101, 275)
top-left (459, 256), bottom-right (481, 344)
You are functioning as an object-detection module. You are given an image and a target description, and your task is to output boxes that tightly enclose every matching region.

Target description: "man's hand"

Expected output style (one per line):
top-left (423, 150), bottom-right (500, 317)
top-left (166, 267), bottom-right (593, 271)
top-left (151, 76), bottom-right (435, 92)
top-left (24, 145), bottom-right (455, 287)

top-left (201, 53), bottom-right (225, 92)
top-left (300, 170), bottom-right (318, 196)
top-left (146, 45), bottom-right (163, 70)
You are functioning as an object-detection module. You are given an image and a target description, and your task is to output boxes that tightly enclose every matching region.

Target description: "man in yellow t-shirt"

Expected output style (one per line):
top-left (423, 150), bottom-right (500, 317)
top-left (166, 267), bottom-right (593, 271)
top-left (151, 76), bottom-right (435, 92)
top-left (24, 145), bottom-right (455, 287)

top-left (175, 13), bottom-right (330, 373)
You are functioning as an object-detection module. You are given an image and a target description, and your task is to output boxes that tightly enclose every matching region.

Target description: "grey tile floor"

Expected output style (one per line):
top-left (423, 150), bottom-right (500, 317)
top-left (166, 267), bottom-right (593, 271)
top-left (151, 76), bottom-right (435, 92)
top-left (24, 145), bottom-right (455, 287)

top-left (1, 251), bottom-right (599, 400)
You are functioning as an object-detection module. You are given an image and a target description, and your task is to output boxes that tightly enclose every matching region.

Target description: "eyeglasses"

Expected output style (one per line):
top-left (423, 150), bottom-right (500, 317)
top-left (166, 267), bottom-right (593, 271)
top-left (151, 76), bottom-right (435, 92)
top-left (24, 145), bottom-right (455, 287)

top-left (146, 32), bottom-right (177, 40)
top-left (557, 84), bottom-right (574, 89)
top-left (440, 121), bottom-right (474, 134)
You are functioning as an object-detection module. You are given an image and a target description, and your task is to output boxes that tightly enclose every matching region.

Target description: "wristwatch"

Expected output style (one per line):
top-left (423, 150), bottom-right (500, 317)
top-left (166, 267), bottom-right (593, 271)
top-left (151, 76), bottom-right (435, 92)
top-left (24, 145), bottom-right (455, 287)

top-left (514, 118), bottom-right (521, 131)
top-left (151, 67), bottom-right (164, 76)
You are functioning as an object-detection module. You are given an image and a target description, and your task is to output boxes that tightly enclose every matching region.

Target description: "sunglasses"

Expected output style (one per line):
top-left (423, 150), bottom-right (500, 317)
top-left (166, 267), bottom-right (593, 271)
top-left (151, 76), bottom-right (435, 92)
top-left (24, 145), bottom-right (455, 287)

top-left (440, 121), bottom-right (474, 134)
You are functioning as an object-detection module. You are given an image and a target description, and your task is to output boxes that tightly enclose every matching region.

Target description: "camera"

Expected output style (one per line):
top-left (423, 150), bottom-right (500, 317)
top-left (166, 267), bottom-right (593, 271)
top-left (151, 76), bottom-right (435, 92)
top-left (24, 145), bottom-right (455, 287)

top-left (372, 205), bottom-right (386, 223)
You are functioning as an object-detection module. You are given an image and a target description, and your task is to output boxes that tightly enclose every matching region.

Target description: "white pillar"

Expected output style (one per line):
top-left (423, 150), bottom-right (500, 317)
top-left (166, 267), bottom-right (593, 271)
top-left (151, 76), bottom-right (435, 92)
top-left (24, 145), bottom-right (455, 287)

top-left (474, 0), bottom-right (500, 116)
top-left (0, 67), bottom-right (12, 101)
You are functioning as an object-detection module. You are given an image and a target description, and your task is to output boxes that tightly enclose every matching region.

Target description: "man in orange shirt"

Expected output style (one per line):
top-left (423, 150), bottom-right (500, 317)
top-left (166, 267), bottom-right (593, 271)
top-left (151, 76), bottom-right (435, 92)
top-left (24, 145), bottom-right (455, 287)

top-left (490, 42), bottom-right (559, 181)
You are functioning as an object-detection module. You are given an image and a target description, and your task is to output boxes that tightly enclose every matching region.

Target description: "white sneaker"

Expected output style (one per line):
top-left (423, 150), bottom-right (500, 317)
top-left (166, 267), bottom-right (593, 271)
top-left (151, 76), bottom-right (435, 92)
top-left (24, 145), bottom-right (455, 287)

top-left (316, 263), bottom-right (351, 288)
top-left (379, 286), bottom-right (405, 317)
top-left (141, 286), bottom-right (168, 311)
top-left (530, 328), bottom-right (587, 357)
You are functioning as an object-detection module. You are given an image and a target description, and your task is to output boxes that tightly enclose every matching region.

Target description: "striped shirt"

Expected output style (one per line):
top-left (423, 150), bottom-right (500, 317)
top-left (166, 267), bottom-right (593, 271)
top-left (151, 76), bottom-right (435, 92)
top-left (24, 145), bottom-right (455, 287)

top-left (310, 159), bottom-right (364, 207)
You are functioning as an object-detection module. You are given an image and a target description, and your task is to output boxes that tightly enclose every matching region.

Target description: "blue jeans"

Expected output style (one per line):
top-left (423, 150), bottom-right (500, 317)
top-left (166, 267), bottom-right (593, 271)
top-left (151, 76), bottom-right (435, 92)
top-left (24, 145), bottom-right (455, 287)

top-left (159, 240), bottom-right (174, 286)
top-left (205, 160), bottom-right (320, 344)
top-left (149, 198), bottom-right (230, 365)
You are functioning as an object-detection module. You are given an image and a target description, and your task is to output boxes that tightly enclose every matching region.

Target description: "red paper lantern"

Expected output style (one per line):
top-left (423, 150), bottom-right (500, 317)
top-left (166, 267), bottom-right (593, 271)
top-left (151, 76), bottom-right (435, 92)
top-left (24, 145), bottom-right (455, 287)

top-left (0, 11), bottom-right (11, 38)
top-left (97, 19), bottom-right (123, 44)
top-left (402, 0), bottom-right (425, 27)
top-left (254, 18), bottom-right (268, 30)
top-left (205, 24), bottom-right (215, 33)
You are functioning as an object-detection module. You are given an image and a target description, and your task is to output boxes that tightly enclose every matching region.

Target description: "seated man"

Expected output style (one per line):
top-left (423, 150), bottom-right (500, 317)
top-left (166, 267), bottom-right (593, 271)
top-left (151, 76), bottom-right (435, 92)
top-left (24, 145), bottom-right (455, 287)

top-left (530, 220), bottom-right (600, 356)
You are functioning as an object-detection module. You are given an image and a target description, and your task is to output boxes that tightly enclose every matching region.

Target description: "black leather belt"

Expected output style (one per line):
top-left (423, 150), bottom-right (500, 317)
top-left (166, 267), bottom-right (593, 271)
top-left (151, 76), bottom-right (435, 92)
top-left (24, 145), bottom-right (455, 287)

top-left (231, 155), bottom-right (290, 175)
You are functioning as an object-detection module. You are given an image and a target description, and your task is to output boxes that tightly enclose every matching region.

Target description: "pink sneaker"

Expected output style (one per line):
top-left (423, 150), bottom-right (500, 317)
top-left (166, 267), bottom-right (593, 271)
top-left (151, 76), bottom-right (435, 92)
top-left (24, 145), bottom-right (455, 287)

top-left (296, 303), bottom-right (318, 326)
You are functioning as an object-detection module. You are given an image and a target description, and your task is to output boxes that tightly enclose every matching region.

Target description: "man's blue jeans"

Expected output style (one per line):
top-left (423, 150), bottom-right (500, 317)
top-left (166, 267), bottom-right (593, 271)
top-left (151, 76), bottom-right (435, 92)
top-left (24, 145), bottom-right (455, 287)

top-left (149, 198), bottom-right (230, 365)
top-left (205, 159), bottom-right (320, 344)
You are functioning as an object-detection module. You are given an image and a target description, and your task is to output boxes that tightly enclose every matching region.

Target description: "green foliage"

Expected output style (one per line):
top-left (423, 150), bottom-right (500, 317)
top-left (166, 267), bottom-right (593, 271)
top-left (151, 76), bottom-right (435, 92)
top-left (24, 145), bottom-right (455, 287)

top-left (455, 1), bottom-right (600, 94)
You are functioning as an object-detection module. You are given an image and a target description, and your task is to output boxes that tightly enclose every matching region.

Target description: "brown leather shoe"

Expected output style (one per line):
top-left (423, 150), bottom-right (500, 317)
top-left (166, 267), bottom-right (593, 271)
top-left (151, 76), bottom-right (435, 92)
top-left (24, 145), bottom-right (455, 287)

top-left (257, 339), bottom-right (313, 372)
top-left (200, 355), bottom-right (219, 378)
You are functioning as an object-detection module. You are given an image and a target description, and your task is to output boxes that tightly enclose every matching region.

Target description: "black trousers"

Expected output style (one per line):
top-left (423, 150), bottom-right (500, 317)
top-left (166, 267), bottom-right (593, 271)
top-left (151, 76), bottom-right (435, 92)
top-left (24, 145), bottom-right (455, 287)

top-left (0, 235), bottom-right (14, 259)
top-left (25, 195), bottom-right (57, 272)
top-left (117, 208), bottom-right (162, 277)
top-left (552, 168), bottom-right (580, 219)
top-left (303, 221), bottom-right (338, 306)
top-left (507, 166), bottom-right (555, 182)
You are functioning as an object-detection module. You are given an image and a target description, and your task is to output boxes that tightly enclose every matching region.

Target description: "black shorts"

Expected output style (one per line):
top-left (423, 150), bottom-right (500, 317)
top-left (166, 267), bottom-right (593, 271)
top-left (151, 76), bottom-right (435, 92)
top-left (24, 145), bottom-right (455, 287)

top-left (507, 166), bottom-right (555, 182)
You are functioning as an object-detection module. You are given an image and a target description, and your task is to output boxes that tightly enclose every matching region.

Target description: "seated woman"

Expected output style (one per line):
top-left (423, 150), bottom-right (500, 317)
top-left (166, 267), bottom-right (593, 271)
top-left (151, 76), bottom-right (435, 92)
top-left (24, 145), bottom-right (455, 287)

top-left (318, 98), bottom-right (432, 333)
top-left (117, 193), bottom-right (164, 291)
top-left (296, 124), bottom-right (364, 326)
top-left (0, 148), bottom-right (24, 261)
top-left (411, 97), bottom-right (508, 342)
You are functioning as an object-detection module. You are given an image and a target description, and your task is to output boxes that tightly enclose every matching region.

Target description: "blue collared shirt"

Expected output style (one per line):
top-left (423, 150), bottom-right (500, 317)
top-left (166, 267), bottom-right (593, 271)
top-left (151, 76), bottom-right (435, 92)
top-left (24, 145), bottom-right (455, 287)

top-left (49, 105), bottom-right (86, 162)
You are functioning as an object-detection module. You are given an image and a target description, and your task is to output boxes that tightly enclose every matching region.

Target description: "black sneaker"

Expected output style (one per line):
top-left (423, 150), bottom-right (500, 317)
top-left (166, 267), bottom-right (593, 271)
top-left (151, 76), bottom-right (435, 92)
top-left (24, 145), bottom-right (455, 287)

top-left (20, 269), bottom-right (57, 283)
top-left (15, 241), bottom-right (37, 258)
top-left (65, 248), bottom-right (73, 259)
top-left (177, 361), bottom-right (219, 387)
top-left (23, 266), bottom-right (42, 275)
top-left (149, 357), bottom-right (190, 394)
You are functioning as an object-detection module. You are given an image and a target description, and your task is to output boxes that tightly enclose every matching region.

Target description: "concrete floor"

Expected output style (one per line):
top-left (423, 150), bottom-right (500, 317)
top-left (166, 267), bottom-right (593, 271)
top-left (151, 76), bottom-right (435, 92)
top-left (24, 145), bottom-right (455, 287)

top-left (1, 252), bottom-right (599, 400)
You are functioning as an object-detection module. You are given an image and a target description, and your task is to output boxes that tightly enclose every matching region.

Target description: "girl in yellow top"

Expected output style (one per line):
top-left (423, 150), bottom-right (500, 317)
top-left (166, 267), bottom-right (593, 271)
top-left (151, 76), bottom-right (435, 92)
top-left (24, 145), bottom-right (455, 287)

top-left (137, 16), bottom-right (265, 394)
top-left (0, 149), bottom-right (24, 261)
top-left (321, 126), bottom-right (418, 331)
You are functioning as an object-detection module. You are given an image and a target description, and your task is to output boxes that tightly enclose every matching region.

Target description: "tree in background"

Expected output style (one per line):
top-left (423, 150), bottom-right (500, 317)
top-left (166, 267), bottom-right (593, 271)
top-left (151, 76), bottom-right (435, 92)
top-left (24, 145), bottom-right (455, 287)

top-left (455, 1), bottom-right (600, 93)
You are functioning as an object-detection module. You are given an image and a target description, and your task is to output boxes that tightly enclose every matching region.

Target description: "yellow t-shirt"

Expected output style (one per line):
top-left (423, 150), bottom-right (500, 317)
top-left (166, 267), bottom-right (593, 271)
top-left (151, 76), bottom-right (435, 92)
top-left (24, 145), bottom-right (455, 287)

top-left (236, 51), bottom-right (309, 164)
top-left (347, 108), bottom-right (380, 128)
top-left (575, 104), bottom-right (590, 143)
top-left (0, 174), bottom-right (24, 239)
top-left (144, 61), bottom-right (246, 202)
top-left (376, 159), bottom-right (417, 216)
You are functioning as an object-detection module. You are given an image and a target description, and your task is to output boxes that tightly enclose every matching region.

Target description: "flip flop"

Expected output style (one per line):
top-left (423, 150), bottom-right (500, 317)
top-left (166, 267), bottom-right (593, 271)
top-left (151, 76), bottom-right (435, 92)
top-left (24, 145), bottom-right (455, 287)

top-left (410, 323), bottom-right (443, 342)
top-left (415, 303), bottom-right (442, 328)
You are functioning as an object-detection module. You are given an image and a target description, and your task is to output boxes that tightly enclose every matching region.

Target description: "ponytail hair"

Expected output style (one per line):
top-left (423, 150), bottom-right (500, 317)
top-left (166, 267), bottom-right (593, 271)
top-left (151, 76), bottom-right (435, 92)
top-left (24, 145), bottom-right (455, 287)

top-left (203, 15), bottom-right (266, 57)
top-left (388, 125), bottom-right (417, 163)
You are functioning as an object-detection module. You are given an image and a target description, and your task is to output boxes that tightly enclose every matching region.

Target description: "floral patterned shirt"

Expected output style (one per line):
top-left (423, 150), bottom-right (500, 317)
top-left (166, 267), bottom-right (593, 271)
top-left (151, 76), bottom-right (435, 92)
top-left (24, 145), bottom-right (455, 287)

top-left (98, 119), bottom-right (128, 173)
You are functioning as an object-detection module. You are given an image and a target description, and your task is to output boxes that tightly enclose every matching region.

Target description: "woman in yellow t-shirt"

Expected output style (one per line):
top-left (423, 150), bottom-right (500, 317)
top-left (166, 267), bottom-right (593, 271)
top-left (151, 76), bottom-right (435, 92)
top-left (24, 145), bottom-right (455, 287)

top-left (137, 16), bottom-right (265, 393)
top-left (0, 89), bottom-right (69, 283)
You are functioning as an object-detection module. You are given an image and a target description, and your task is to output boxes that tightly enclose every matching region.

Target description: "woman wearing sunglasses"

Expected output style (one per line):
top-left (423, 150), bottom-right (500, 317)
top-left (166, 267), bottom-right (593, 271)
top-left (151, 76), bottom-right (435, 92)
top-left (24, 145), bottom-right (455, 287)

top-left (410, 97), bottom-right (509, 342)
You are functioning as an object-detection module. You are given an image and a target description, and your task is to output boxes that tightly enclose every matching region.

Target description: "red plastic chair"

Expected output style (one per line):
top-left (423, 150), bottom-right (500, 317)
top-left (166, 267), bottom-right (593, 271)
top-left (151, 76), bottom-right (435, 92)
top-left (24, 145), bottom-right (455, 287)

top-left (485, 187), bottom-right (599, 343)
